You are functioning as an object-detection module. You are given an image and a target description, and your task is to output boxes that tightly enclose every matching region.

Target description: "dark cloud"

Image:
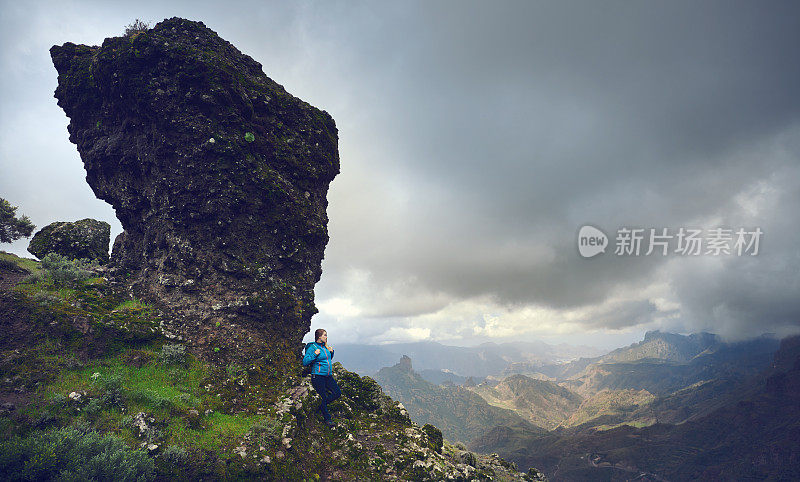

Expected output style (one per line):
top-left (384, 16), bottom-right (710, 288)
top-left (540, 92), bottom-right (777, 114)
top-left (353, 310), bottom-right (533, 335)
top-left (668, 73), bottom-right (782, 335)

top-left (2, 1), bottom-right (799, 345)
top-left (313, 1), bottom-right (800, 340)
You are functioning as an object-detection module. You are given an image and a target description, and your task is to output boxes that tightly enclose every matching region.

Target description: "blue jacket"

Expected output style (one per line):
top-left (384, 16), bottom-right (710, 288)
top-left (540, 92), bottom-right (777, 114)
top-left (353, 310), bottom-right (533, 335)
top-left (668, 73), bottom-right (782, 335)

top-left (303, 342), bottom-right (335, 375)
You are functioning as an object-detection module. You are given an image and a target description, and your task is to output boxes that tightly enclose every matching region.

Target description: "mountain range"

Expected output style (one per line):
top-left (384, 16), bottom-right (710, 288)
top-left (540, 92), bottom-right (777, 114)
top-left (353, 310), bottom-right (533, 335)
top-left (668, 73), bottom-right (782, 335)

top-left (333, 340), bottom-right (604, 378)
top-left (372, 355), bottom-right (545, 444)
top-left (466, 375), bottom-right (583, 430)
top-left (368, 330), bottom-right (796, 480)
top-left (471, 334), bottom-right (800, 480)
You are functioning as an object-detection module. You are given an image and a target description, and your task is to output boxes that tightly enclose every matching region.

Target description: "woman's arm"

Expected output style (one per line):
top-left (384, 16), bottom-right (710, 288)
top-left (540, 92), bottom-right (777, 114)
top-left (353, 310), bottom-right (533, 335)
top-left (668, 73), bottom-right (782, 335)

top-left (302, 346), bottom-right (322, 366)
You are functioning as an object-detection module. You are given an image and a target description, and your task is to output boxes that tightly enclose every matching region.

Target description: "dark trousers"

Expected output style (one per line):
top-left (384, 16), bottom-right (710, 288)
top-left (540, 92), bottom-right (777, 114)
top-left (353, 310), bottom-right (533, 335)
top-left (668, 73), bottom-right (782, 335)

top-left (310, 374), bottom-right (341, 422)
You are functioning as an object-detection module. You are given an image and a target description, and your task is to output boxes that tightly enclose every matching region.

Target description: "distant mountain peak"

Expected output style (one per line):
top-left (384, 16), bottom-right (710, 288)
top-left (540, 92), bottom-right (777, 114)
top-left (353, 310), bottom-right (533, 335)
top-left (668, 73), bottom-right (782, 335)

top-left (397, 355), bottom-right (413, 372)
top-left (643, 329), bottom-right (663, 339)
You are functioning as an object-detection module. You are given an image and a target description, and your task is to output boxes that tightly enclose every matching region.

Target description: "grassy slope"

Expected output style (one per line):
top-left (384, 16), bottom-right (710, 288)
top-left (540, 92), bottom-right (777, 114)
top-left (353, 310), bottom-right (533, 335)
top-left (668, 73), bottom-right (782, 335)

top-left (0, 253), bottom-right (541, 481)
top-left (467, 375), bottom-right (584, 430)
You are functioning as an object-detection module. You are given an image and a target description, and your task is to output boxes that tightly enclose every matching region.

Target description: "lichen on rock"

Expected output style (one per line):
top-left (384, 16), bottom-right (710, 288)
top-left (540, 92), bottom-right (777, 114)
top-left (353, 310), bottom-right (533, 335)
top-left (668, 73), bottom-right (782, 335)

top-left (27, 218), bottom-right (110, 263)
top-left (49, 17), bottom-right (339, 366)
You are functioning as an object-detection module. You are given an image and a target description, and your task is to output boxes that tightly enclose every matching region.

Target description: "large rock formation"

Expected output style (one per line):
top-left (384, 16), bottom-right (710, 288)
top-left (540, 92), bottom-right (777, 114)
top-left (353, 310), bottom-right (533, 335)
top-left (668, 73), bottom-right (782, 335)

top-left (50, 18), bottom-right (339, 364)
top-left (27, 218), bottom-right (110, 263)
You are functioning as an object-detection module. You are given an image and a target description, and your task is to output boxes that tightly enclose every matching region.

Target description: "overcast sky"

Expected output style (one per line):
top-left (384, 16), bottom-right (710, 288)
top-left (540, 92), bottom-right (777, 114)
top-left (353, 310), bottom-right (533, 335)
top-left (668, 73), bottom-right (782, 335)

top-left (2, 1), bottom-right (799, 350)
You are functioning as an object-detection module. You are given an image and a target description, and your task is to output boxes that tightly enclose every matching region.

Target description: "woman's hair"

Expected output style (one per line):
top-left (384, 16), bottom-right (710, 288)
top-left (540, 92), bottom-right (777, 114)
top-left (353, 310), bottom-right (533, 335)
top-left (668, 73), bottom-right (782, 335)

top-left (314, 328), bottom-right (326, 342)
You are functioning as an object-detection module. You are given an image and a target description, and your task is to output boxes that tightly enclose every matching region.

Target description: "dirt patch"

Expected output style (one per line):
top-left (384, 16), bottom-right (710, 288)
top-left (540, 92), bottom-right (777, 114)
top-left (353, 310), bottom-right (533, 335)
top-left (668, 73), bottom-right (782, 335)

top-left (0, 266), bottom-right (29, 292)
top-left (122, 350), bottom-right (154, 368)
top-left (0, 291), bottom-right (50, 350)
top-left (0, 390), bottom-right (32, 416)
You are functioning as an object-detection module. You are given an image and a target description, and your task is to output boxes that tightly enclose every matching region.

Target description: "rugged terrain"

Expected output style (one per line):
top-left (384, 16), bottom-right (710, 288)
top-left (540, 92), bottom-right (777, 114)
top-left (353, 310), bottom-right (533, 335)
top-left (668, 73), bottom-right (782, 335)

top-left (50, 17), bottom-right (340, 371)
top-left (370, 330), bottom-right (794, 480)
top-left (466, 376), bottom-right (583, 431)
top-left (1, 15), bottom-right (548, 481)
top-left (0, 251), bottom-right (545, 481)
top-left (373, 356), bottom-right (545, 446)
top-left (470, 334), bottom-right (800, 480)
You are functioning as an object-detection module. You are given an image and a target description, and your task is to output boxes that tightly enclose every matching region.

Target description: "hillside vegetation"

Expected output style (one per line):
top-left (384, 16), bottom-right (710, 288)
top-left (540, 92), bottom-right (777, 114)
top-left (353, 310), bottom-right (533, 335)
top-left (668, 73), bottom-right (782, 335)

top-left (558, 389), bottom-right (655, 430)
top-left (373, 357), bottom-right (544, 446)
top-left (0, 252), bottom-right (543, 481)
top-left (466, 375), bottom-right (583, 430)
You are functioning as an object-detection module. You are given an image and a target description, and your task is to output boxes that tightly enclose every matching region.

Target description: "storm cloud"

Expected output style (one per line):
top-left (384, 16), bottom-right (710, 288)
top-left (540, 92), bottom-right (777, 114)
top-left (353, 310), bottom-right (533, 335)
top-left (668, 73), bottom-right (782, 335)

top-left (2, 1), bottom-right (799, 348)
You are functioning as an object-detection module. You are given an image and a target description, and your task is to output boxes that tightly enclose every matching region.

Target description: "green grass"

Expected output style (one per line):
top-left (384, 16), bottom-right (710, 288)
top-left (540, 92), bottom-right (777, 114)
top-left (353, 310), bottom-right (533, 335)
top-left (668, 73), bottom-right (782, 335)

top-left (170, 412), bottom-right (268, 452)
top-left (12, 268), bottom-right (161, 335)
top-left (113, 298), bottom-right (149, 311)
top-left (40, 352), bottom-right (209, 410)
top-left (28, 346), bottom-right (282, 455)
top-left (1, 251), bottom-right (336, 476)
top-left (0, 251), bottom-right (41, 273)
top-left (14, 269), bottom-right (82, 296)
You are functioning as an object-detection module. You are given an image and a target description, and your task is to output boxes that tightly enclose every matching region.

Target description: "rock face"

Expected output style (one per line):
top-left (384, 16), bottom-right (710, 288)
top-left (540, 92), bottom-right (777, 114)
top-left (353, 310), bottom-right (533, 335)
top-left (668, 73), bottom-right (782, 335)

top-left (50, 18), bottom-right (339, 363)
top-left (27, 219), bottom-right (110, 263)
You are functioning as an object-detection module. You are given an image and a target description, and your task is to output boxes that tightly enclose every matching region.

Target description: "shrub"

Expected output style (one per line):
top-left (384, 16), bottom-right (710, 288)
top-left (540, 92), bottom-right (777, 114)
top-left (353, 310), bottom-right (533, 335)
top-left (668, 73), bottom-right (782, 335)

top-left (84, 398), bottom-right (103, 415)
top-left (176, 393), bottom-right (200, 407)
top-left (0, 258), bottom-right (24, 272)
top-left (158, 344), bottom-right (186, 365)
top-left (250, 417), bottom-right (282, 440)
top-left (47, 393), bottom-right (68, 408)
top-left (63, 355), bottom-right (83, 370)
top-left (121, 414), bottom-right (135, 429)
top-left (381, 400), bottom-right (412, 426)
top-left (129, 389), bottom-right (174, 412)
top-left (92, 373), bottom-right (124, 407)
top-left (528, 467), bottom-right (546, 480)
top-left (33, 402), bottom-right (62, 429)
top-left (161, 445), bottom-right (188, 465)
top-left (39, 253), bottom-right (97, 286)
top-left (336, 371), bottom-right (381, 410)
top-left (30, 290), bottom-right (61, 306)
top-left (460, 450), bottom-right (477, 467)
top-left (124, 19), bottom-right (150, 37)
top-left (0, 425), bottom-right (155, 481)
top-left (421, 424), bottom-right (443, 454)
top-left (21, 271), bottom-right (44, 284)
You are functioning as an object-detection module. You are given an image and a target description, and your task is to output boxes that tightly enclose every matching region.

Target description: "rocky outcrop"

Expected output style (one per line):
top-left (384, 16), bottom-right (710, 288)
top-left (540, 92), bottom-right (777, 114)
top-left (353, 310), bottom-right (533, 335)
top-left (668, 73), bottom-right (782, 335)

top-left (27, 219), bottom-right (110, 263)
top-left (398, 354), bottom-right (413, 372)
top-left (50, 17), bottom-right (339, 365)
top-left (261, 363), bottom-right (536, 480)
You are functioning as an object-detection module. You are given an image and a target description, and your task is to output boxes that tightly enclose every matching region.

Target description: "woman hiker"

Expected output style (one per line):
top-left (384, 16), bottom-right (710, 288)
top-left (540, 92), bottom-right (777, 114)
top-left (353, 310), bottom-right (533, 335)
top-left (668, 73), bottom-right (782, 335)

top-left (303, 328), bottom-right (341, 427)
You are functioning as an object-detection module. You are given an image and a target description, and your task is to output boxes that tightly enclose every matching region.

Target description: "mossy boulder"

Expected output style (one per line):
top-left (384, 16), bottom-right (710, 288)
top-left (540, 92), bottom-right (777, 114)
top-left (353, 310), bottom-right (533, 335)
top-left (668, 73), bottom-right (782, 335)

top-left (27, 219), bottom-right (110, 263)
top-left (421, 423), bottom-right (443, 454)
top-left (334, 362), bottom-right (382, 410)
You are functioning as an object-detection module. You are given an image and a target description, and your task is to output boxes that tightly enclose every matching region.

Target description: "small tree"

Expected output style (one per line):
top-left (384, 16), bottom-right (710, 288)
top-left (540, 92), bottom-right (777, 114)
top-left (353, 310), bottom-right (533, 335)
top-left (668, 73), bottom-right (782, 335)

top-left (124, 18), bottom-right (150, 37)
top-left (0, 197), bottom-right (35, 244)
